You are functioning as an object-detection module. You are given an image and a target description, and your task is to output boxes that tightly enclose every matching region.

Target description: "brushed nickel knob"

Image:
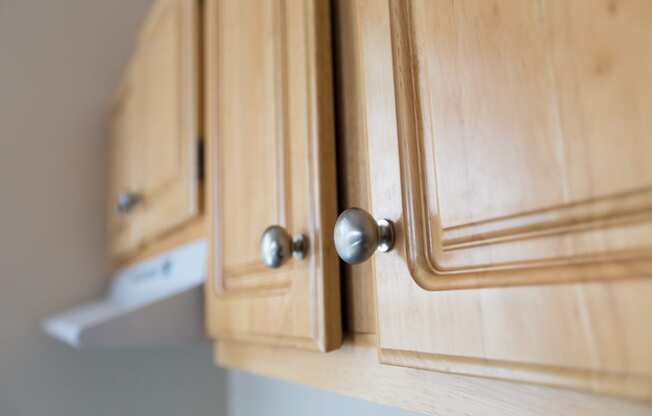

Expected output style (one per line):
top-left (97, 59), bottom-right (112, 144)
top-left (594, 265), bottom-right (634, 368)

top-left (115, 192), bottom-right (142, 214)
top-left (334, 208), bottom-right (395, 265)
top-left (260, 225), bottom-right (307, 269)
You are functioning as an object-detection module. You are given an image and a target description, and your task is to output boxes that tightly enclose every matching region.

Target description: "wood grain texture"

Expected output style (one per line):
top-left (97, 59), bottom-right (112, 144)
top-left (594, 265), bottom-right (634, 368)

top-left (138, 0), bottom-right (200, 243)
top-left (336, 0), bottom-right (652, 401)
top-left (108, 0), bottom-right (201, 261)
top-left (386, 0), bottom-right (652, 291)
top-left (108, 57), bottom-right (145, 259)
top-left (216, 335), bottom-right (652, 416)
top-left (204, 0), bottom-right (342, 352)
top-left (332, 0), bottom-right (377, 334)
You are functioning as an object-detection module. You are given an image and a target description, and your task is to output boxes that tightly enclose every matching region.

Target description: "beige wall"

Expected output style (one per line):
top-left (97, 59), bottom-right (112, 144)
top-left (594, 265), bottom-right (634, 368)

top-left (0, 1), bottom-right (228, 415)
top-left (0, 1), bottom-right (416, 415)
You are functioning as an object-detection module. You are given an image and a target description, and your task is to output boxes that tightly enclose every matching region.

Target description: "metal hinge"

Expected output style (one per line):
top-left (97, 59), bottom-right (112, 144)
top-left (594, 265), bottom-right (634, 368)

top-left (196, 139), bottom-right (204, 180)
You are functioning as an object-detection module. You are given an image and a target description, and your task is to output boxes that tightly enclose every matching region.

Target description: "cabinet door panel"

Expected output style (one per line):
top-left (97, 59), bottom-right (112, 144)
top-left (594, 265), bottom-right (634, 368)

top-left (388, 0), bottom-right (652, 287)
top-left (205, 0), bottom-right (341, 352)
top-left (108, 66), bottom-right (144, 258)
top-left (344, 0), bottom-right (652, 399)
top-left (139, 0), bottom-right (199, 242)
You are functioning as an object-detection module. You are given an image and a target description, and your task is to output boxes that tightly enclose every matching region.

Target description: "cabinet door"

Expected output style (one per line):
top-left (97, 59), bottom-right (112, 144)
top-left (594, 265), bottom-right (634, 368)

top-left (139, 0), bottom-right (200, 242)
top-left (342, 0), bottom-right (652, 399)
top-left (205, 0), bottom-right (341, 352)
top-left (108, 63), bottom-right (144, 258)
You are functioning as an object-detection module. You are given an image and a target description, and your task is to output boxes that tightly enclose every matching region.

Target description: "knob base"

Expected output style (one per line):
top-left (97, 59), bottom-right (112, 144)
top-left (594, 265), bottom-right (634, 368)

top-left (292, 234), bottom-right (307, 260)
top-left (377, 219), bottom-right (395, 253)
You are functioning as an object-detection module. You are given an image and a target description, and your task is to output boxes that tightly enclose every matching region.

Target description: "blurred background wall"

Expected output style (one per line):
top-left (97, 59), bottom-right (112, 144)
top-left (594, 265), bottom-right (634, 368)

top-left (0, 1), bottom-right (229, 414)
top-left (0, 1), bottom-right (416, 415)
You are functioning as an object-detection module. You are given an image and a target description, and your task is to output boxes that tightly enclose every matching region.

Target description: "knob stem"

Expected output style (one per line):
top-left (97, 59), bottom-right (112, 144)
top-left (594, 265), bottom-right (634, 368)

top-left (376, 219), bottom-right (395, 253)
top-left (292, 234), bottom-right (307, 260)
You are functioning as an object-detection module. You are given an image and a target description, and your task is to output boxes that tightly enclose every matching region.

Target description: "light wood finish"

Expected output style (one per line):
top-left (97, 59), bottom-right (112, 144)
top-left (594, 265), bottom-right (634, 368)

top-left (216, 335), bottom-right (652, 416)
top-left (209, 0), bottom-right (652, 409)
top-left (138, 0), bottom-right (200, 242)
top-left (108, 0), bottom-right (200, 260)
top-left (386, 0), bottom-right (652, 290)
top-left (332, 0), bottom-right (376, 334)
top-left (114, 215), bottom-right (206, 270)
top-left (337, 0), bottom-right (652, 400)
top-left (108, 58), bottom-right (145, 258)
top-left (204, 0), bottom-right (341, 351)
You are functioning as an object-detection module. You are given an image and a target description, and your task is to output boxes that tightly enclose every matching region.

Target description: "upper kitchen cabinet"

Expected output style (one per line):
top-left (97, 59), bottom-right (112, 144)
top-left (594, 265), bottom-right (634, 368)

top-left (205, 0), bottom-right (341, 352)
top-left (108, 59), bottom-right (144, 258)
top-left (108, 0), bottom-right (201, 259)
top-left (335, 0), bottom-right (652, 399)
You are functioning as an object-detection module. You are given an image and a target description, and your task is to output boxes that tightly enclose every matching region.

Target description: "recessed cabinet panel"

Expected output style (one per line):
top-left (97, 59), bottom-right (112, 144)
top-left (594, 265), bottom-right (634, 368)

top-left (139, 0), bottom-right (199, 243)
top-left (390, 0), bottom-right (652, 289)
top-left (205, 0), bottom-right (341, 351)
top-left (341, 0), bottom-right (652, 399)
top-left (216, 0), bottom-right (280, 278)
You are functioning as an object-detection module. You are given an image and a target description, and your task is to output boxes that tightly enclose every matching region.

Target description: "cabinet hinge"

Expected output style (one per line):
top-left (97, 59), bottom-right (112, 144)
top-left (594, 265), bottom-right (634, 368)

top-left (196, 139), bottom-right (204, 180)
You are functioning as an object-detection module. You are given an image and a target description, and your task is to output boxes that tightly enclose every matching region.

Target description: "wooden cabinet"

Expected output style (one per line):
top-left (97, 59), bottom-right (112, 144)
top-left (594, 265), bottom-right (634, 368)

top-left (173, 0), bottom-right (652, 411)
top-left (337, 0), bottom-right (652, 400)
top-left (108, 0), bottom-right (200, 259)
top-left (204, 0), bottom-right (341, 352)
top-left (109, 61), bottom-right (144, 258)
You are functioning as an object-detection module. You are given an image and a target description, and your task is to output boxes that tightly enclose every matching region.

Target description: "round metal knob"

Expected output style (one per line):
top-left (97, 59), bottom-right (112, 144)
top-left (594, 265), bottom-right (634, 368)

top-left (115, 192), bottom-right (142, 214)
top-left (334, 208), bottom-right (395, 265)
top-left (260, 225), bottom-right (307, 269)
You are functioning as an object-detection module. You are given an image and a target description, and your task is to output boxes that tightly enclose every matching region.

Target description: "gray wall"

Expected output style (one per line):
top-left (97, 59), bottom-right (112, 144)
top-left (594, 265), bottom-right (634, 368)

top-left (227, 370), bottom-right (418, 416)
top-left (0, 1), bottom-right (417, 415)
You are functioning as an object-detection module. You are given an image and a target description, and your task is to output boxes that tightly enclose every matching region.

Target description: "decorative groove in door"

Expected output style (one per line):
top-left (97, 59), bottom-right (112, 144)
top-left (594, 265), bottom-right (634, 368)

top-left (213, 0), bottom-right (320, 296)
top-left (207, 0), bottom-right (341, 351)
top-left (388, 0), bottom-right (652, 291)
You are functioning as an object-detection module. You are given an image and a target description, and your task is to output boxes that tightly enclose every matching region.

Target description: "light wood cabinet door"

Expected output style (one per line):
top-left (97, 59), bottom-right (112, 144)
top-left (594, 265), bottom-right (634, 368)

top-left (340, 0), bottom-right (652, 400)
top-left (108, 61), bottom-right (144, 258)
top-left (138, 0), bottom-right (200, 243)
top-left (108, 0), bottom-right (200, 259)
top-left (205, 0), bottom-right (341, 352)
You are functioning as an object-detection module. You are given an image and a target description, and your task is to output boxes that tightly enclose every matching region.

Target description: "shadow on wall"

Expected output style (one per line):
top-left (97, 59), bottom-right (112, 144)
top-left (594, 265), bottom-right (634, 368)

top-left (227, 370), bottom-right (420, 416)
top-left (0, 341), bottom-right (229, 416)
top-left (0, 1), bottom-right (224, 415)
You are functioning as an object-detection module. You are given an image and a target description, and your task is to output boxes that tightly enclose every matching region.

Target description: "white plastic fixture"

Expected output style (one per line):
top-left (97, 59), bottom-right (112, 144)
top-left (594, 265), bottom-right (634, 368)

top-left (42, 239), bottom-right (208, 348)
